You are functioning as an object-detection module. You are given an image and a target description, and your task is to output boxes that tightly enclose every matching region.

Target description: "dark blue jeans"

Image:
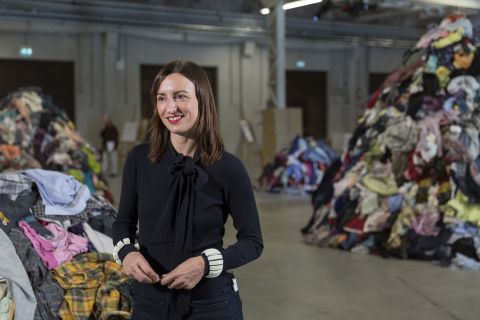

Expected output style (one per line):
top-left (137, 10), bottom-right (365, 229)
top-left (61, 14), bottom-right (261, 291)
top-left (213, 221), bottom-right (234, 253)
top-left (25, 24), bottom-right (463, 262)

top-left (131, 273), bottom-right (243, 320)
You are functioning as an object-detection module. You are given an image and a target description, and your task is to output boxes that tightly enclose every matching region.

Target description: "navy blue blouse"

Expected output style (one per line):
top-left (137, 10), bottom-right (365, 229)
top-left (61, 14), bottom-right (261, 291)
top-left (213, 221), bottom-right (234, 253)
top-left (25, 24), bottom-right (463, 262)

top-left (113, 143), bottom-right (263, 273)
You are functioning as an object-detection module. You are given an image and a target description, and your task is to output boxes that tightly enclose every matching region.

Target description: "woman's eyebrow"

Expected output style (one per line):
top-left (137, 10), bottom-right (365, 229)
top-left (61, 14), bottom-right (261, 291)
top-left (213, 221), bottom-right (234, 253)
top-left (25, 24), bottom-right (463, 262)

top-left (156, 90), bottom-right (190, 95)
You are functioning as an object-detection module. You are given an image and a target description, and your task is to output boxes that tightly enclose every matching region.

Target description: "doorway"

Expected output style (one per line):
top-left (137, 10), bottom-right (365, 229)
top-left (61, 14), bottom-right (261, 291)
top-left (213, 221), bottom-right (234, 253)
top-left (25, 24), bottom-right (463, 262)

top-left (286, 70), bottom-right (327, 139)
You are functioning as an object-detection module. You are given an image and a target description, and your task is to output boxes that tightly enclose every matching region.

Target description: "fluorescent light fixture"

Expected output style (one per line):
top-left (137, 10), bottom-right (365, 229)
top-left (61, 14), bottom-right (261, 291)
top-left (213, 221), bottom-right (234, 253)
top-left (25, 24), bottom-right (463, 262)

top-left (414, 0), bottom-right (480, 9)
top-left (260, 0), bottom-right (323, 15)
top-left (260, 7), bottom-right (271, 15)
top-left (283, 0), bottom-right (323, 10)
top-left (19, 46), bottom-right (33, 57)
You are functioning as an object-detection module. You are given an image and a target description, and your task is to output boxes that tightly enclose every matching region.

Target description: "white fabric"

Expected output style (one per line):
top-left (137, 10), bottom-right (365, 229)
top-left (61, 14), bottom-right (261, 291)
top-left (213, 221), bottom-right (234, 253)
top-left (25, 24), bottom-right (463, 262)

top-left (0, 229), bottom-right (37, 319)
top-left (102, 149), bottom-right (118, 175)
top-left (82, 222), bottom-right (114, 254)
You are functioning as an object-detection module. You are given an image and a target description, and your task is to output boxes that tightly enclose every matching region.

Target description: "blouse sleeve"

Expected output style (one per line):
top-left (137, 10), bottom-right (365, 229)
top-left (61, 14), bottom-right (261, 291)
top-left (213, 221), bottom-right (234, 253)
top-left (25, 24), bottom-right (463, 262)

top-left (112, 147), bottom-right (139, 261)
top-left (221, 157), bottom-right (263, 270)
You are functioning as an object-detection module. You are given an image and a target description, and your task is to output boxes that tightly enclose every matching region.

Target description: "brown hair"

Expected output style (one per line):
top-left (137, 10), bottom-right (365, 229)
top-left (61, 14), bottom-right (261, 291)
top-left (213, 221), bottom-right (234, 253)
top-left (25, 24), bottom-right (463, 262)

top-left (148, 60), bottom-right (224, 165)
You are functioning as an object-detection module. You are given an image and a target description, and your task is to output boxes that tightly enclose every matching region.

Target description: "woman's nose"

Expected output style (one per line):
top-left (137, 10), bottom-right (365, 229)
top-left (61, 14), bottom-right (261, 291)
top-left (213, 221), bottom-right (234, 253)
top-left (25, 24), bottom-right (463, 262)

top-left (166, 98), bottom-right (177, 112)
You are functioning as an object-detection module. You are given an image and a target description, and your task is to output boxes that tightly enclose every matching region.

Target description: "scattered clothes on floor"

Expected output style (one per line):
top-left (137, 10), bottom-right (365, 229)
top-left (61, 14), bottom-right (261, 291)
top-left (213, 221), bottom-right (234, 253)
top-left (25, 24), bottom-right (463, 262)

top-left (302, 13), bottom-right (480, 271)
top-left (259, 135), bottom-right (338, 195)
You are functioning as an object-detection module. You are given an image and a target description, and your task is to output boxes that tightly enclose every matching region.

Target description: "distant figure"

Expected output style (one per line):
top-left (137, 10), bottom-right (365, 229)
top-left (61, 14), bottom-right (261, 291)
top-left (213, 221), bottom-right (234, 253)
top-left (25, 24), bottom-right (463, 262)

top-left (100, 115), bottom-right (119, 177)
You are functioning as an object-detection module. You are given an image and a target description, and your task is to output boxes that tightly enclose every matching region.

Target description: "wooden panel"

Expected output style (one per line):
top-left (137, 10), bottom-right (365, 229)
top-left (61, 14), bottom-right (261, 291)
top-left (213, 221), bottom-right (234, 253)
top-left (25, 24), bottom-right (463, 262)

top-left (0, 59), bottom-right (75, 120)
top-left (262, 108), bottom-right (303, 163)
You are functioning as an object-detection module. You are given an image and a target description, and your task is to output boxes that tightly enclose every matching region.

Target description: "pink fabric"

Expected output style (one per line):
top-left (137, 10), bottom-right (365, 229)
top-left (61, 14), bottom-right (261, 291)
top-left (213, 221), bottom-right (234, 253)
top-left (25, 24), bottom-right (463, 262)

top-left (18, 221), bottom-right (88, 269)
top-left (412, 207), bottom-right (440, 236)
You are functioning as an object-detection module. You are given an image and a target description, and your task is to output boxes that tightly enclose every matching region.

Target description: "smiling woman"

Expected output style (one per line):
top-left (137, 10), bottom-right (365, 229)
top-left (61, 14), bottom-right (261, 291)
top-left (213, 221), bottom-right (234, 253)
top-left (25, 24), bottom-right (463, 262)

top-left (155, 73), bottom-right (199, 141)
top-left (112, 60), bottom-right (263, 320)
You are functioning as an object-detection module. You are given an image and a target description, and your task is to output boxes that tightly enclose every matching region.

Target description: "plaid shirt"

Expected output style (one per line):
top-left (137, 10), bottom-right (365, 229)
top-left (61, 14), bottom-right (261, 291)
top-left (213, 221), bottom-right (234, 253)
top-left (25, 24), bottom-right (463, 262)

top-left (0, 172), bottom-right (32, 199)
top-left (8, 228), bottom-right (65, 320)
top-left (31, 194), bottom-right (117, 225)
top-left (51, 252), bottom-right (131, 320)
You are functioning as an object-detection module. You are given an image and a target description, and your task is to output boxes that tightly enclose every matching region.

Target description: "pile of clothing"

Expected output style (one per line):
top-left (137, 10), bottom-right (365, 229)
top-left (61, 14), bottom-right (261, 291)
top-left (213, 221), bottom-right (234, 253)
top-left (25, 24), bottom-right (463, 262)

top-left (302, 14), bottom-right (480, 271)
top-left (0, 87), bottom-right (113, 202)
top-left (0, 169), bottom-right (132, 319)
top-left (258, 136), bottom-right (338, 195)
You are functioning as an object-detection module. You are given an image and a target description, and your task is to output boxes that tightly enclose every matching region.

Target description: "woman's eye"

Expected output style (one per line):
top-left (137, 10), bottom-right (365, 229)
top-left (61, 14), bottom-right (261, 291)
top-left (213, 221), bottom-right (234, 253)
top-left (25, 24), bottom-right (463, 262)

top-left (157, 96), bottom-right (165, 102)
top-left (175, 95), bottom-right (188, 101)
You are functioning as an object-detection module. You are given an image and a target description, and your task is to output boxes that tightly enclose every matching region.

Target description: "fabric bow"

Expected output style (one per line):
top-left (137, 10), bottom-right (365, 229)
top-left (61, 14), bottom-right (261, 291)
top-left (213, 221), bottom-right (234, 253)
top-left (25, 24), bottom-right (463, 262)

top-left (153, 143), bottom-right (208, 319)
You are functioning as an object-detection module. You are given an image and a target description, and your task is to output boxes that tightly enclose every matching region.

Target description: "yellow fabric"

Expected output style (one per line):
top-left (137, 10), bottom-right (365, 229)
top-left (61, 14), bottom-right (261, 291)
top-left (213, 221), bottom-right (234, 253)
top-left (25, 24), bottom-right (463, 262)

top-left (364, 141), bottom-right (383, 168)
top-left (81, 145), bottom-right (101, 175)
top-left (446, 190), bottom-right (480, 226)
top-left (435, 66), bottom-right (451, 88)
top-left (51, 252), bottom-right (131, 320)
top-left (432, 28), bottom-right (464, 49)
top-left (388, 206), bottom-right (415, 249)
top-left (362, 174), bottom-right (399, 196)
top-left (67, 169), bottom-right (85, 183)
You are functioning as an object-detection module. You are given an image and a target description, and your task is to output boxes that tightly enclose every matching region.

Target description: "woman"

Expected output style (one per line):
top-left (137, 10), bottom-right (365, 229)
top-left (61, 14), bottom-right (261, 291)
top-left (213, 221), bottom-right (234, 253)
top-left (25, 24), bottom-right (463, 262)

top-left (113, 60), bottom-right (263, 319)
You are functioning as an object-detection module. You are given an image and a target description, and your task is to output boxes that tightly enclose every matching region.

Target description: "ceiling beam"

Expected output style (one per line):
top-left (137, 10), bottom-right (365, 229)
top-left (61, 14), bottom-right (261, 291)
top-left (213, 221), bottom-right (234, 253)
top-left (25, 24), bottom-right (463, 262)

top-left (0, 0), bottom-right (423, 47)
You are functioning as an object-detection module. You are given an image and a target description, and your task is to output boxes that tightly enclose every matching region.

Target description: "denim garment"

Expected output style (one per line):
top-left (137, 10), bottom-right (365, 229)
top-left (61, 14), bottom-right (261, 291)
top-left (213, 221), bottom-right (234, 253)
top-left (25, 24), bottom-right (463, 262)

top-left (131, 273), bottom-right (243, 320)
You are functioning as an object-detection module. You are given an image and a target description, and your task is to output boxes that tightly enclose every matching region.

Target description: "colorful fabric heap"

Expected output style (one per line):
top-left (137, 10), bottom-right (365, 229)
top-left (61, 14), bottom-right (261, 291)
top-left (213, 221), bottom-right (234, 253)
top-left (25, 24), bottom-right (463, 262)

top-left (259, 135), bottom-right (338, 195)
top-left (0, 170), bottom-right (132, 319)
top-left (0, 87), bottom-right (113, 202)
top-left (302, 14), bottom-right (480, 271)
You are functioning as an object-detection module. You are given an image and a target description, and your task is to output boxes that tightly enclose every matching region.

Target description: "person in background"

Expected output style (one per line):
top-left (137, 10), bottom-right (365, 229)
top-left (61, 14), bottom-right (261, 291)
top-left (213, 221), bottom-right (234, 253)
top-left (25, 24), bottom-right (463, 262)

top-left (100, 114), bottom-right (119, 177)
top-left (112, 60), bottom-right (263, 319)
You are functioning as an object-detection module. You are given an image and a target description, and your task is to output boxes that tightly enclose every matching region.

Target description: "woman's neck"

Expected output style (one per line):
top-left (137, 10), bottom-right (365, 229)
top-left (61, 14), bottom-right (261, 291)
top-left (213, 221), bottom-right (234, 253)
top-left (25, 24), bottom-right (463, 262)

top-left (170, 134), bottom-right (197, 158)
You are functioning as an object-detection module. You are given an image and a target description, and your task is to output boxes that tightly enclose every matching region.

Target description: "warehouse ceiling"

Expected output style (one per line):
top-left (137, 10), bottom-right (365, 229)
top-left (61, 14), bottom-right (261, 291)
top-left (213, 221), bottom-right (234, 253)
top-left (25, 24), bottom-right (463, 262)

top-left (107, 0), bottom-right (479, 28)
top-left (0, 0), bottom-right (478, 48)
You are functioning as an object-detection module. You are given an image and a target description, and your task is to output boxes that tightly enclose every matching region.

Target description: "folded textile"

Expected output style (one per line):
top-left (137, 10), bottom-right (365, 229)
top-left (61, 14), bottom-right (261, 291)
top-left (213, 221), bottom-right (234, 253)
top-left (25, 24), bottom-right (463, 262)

top-left (23, 169), bottom-right (91, 216)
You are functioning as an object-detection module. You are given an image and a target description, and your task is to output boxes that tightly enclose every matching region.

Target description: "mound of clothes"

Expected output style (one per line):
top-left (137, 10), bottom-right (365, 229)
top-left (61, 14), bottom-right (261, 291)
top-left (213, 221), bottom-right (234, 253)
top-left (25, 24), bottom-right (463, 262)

top-left (0, 169), bottom-right (133, 319)
top-left (258, 135), bottom-right (338, 195)
top-left (302, 14), bottom-right (480, 271)
top-left (0, 87), bottom-right (113, 202)
top-left (0, 88), bottom-right (131, 318)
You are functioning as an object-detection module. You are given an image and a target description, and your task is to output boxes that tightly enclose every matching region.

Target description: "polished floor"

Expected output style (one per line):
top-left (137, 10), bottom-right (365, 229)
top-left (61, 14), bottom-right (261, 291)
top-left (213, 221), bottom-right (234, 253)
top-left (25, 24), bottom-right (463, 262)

top-left (108, 176), bottom-right (480, 320)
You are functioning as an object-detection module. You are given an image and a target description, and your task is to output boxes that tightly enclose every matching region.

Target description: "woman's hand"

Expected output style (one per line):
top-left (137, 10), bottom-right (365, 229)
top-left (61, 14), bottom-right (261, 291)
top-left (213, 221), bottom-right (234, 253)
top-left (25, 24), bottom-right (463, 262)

top-left (160, 256), bottom-right (205, 290)
top-left (122, 252), bottom-right (161, 283)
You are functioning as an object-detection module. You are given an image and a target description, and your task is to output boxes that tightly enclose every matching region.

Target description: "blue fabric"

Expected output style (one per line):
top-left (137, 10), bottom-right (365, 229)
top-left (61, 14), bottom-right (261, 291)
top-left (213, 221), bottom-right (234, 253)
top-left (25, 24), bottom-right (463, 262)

top-left (452, 253), bottom-right (480, 271)
top-left (452, 222), bottom-right (479, 237)
top-left (83, 171), bottom-right (95, 193)
top-left (388, 194), bottom-right (403, 214)
top-left (23, 169), bottom-right (91, 216)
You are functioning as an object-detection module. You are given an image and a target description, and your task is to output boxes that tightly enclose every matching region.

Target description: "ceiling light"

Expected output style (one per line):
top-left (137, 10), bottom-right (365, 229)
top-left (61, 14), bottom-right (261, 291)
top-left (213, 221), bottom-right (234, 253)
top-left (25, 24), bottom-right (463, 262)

top-left (260, 7), bottom-right (271, 15)
top-left (417, 0), bottom-right (480, 9)
top-left (283, 0), bottom-right (324, 10)
top-left (260, 0), bottom-right (323, 15)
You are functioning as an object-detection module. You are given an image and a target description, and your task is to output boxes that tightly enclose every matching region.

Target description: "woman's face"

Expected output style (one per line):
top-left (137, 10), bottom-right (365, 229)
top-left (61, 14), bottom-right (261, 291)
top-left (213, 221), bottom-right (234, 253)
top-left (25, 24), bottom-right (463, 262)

top-left (156, 73), bottom-right (199, 137)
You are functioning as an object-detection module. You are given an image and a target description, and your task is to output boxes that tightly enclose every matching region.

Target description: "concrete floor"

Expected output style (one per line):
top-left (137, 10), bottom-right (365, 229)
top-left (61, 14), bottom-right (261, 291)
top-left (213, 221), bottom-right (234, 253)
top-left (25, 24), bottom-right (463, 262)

top-left (107, 177), bottom-right (480, 320)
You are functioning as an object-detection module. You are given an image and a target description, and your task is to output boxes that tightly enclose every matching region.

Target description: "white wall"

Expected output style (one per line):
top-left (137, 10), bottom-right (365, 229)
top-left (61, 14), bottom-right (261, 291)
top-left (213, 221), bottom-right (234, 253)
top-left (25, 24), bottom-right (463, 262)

top-left (0, 22), bottom-right (407, 175)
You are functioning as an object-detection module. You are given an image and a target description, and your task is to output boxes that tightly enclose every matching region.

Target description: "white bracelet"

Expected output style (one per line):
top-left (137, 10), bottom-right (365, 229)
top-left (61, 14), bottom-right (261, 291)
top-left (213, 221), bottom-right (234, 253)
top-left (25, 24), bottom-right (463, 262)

top-left (113, 238), bottom-right (139, 265)
top-left (202, 248), bottom-right (223, 278)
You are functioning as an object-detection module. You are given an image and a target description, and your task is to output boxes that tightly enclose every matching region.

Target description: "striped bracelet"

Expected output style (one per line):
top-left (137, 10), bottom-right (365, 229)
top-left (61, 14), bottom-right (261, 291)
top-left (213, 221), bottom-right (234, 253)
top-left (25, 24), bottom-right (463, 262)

top-left (112, 238), bottom-right (139, 265)
top-left (201, 248), bottom-right (223, 278)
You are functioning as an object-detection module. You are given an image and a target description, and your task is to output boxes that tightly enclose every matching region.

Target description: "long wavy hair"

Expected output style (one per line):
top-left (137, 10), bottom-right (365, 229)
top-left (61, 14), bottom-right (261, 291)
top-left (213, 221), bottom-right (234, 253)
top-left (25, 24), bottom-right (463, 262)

top-left (148, 60), bottom-right (224, 165)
